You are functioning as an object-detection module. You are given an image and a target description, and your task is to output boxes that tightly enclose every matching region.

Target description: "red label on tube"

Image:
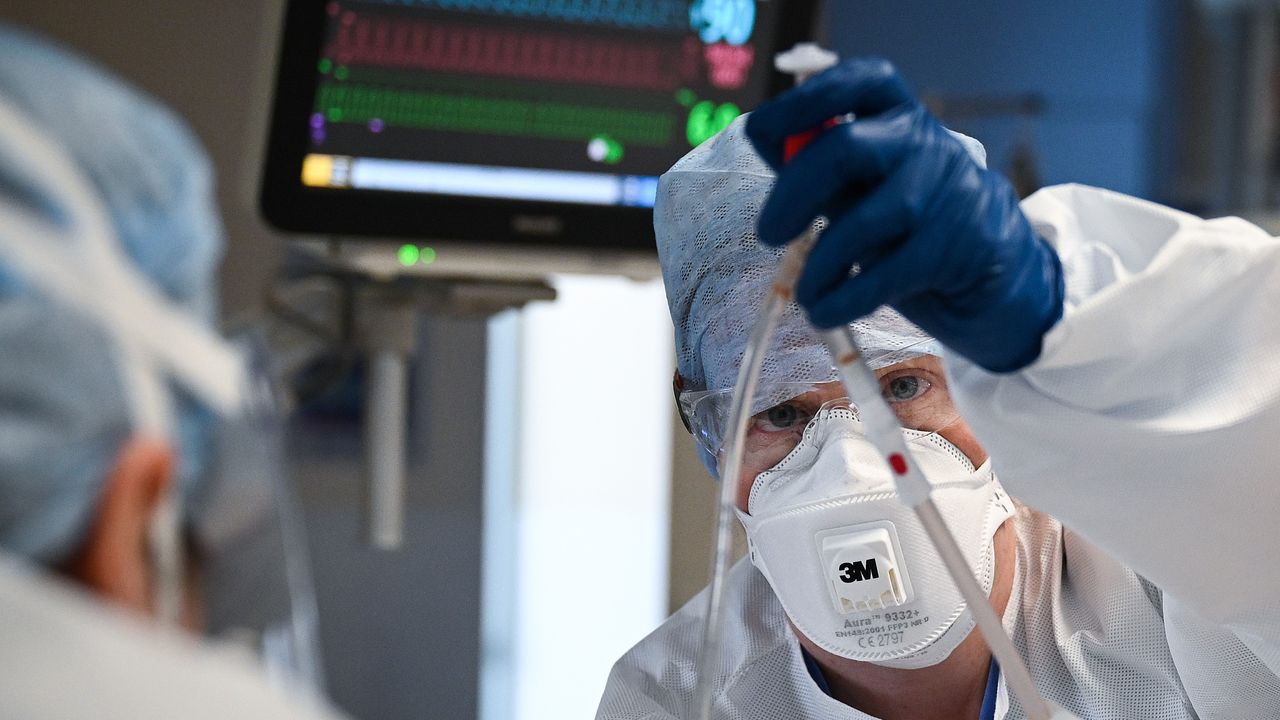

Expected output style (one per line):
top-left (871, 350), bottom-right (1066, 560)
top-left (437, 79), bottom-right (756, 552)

top-left (783, 118), bottom-right (842, 163)
top-left (783, 129), bottom-right (821, 163)
top-left (889, 453), bottom-right (908, 475)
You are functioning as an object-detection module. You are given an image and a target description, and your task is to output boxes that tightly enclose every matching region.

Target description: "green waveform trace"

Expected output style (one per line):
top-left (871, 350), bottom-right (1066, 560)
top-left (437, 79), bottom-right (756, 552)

top-left (316, 84), bottom-right (675, 147)
top-left (342, 66), bottom-right (669, 108)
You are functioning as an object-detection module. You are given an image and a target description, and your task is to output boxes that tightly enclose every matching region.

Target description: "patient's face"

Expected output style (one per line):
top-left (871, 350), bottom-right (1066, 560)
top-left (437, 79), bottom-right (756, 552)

top-left (732, 355), bottom-right (987, 511)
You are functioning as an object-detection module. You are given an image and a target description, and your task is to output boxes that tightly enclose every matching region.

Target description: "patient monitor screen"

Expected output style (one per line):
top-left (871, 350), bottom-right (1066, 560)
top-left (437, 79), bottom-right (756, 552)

top-left (300, 0), bottom-right (787, 209)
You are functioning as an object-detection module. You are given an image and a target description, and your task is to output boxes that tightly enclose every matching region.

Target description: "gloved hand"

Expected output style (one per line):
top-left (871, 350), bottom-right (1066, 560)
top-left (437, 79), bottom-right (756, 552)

top-left (744, 58), bottom-right (1064, 373)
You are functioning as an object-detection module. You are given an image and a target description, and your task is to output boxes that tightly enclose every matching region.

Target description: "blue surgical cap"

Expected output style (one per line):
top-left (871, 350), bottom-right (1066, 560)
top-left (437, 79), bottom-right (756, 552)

top-left (0, 25), bottom-right (224, 564)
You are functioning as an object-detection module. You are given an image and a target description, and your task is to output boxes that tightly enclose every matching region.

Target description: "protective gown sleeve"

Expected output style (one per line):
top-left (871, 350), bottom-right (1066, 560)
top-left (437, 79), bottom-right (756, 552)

top-left (944, 183), bottom-right (1280, 677)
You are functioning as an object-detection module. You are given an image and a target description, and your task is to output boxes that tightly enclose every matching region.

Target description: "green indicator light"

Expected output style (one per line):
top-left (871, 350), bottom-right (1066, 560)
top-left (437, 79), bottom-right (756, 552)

top-left (588, 134), bottom-right (625, 164)
top-left (420, 246), bottom-right (437, 265)
top-left (397, 244), bottom-right (420, 266)
top-left (334, 66), bottom-right (350, 81)
top-left (318, 58), bottom-right (332, 74)
top-left (605, 139), bottom-right (624, 164)
top-left (675, 88), bottom-right (696, 107)
top-left (326, 107), bottom-right (343, 121)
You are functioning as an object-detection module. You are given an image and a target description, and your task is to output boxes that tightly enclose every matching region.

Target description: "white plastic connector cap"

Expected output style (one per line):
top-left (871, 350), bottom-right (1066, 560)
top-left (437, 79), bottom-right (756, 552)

top-left (820, 525), bottom-right (911, 613)
top-left (774, 43), bottom-right (840, 85)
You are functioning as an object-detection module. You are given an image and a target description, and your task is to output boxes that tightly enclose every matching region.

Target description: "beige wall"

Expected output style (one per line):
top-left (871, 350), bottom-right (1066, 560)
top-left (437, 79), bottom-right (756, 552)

top-left (667, 407), bottom-right (746, 614)
top-left (3, 0), bottom-right (287, 318)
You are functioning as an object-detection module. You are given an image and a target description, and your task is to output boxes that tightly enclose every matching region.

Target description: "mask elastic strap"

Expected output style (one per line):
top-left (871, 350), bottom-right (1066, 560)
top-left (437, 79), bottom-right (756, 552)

top-left (0, 99), bottom-right (242, 626)
top-left (0, 99), bottom-right (247, 419)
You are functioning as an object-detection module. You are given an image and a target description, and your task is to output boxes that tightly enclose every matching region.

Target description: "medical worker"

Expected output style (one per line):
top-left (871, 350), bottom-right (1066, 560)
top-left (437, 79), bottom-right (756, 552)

top-left (598, 59), bottom-right (1280, 719)
top-left (0, 25), bottom-right (348, 719)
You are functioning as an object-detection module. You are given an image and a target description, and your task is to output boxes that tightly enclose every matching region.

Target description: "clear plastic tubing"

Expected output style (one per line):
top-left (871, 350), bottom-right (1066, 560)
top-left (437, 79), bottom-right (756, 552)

top-left (690, 230), bottom-right (817, 720)
top-left (824, 325), bottom-right (1052, 720)
top-left (693, 42), bottom-right (1058, 720)
top-left (692, 232), bottom-right (1054, 720)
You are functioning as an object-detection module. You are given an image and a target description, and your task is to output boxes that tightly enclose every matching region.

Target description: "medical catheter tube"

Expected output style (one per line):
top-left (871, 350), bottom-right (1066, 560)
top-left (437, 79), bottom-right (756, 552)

top-left (691, 230), bottom-right (818, 720)
top-left (692, 237), bottom-right (1057, 720)
top-left (696, 242), bottom-right (1064, 717)
top-left (824, 325), bottom-right (1053, 720)
top-left (692, 42), bottom-right (1066, 720)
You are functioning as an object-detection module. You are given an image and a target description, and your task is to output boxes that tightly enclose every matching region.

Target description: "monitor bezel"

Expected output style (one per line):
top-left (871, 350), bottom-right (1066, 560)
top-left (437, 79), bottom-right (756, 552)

top-left (258, 0), bottom-right (821, 250)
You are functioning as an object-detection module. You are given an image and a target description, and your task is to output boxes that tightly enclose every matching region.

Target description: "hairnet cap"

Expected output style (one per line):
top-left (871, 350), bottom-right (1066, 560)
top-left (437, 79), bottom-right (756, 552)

top-left (656, 115), bottom-right (987, 395)
top-left (0, 25), bottom-right (223, 564)
top-left (0, 24), bottom-right (223, 321)
top-left (0, 302), bottom-right (133, 562)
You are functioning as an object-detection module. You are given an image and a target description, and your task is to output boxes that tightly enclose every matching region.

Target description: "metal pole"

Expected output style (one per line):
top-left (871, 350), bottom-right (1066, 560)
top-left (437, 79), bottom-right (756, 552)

top-left (361, 290), bottom-right (417, 550)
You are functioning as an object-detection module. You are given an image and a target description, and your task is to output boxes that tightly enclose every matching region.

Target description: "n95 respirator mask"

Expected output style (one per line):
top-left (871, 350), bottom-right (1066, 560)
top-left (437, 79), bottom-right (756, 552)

top-left (736, 405), bottom-right (1014, 669)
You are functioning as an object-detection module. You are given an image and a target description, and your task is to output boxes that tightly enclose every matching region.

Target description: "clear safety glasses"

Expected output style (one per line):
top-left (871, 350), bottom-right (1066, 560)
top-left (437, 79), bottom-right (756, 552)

top-left (678, 361), bottom-right (961, 470)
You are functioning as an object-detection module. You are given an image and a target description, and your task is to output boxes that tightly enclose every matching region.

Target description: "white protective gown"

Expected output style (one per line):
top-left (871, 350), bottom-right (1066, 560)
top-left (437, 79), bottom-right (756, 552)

top-left (0, 551), bottom-right (350, 720)
top-left (597, 184), bottom-right (1280, 719)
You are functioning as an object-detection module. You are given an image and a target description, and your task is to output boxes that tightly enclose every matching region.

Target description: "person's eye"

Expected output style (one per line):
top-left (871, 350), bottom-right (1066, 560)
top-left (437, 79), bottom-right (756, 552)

top-left (753, 402), bottom-right (812, 432)
top-left (883, 374), bottom-right (931, 403)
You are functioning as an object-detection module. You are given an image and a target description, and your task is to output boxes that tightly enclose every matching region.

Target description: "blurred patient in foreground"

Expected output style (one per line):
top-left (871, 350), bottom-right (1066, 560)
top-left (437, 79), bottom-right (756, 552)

top-left (0, 24), bottom-right (346, 719)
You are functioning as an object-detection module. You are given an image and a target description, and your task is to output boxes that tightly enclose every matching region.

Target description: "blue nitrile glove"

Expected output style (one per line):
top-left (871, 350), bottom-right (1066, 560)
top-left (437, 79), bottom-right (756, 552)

top-left (744, 58), bottom-right (1064, 373)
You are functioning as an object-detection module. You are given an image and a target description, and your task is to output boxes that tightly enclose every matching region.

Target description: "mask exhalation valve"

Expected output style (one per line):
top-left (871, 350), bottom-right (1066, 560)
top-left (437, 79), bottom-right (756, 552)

top-left (819, 523), bottom-right (912, 613)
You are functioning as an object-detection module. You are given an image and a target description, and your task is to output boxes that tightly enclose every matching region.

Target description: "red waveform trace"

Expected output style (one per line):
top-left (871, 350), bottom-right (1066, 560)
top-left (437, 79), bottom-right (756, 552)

top-left (331, 11), bottom-right (707, 92)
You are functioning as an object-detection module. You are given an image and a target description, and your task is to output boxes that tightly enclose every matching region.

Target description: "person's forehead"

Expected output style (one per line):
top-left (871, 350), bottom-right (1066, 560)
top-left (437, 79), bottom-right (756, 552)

top-left (809, 355), bottom-right (942, 384)
top-left (878, 355), bottom-right (944, 374)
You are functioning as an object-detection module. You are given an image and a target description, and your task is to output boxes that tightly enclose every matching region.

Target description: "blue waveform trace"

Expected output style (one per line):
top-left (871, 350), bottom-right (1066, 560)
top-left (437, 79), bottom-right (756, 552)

top-left (358, 0), bottom-right (691, 31)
